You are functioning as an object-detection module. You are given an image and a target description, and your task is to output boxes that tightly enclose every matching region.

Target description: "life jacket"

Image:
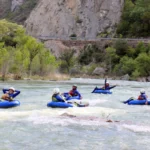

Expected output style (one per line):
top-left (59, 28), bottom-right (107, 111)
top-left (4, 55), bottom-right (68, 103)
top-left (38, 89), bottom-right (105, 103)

top-left (69, 90), bottom-right (78, 96)
top-left (102, 84), bottom-right (109, 89)
top-left (138, 94), bottom-right (147, 100)
top-left (105, 83), bottom-right (109, 88)
top-left (52, 94), bottom-right (57, 102)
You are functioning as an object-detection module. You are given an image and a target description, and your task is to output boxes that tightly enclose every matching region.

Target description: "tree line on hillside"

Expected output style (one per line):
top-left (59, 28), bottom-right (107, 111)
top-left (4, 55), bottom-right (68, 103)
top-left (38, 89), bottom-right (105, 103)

top-left (0, 19), bottom-right (57, 80)
top-left (116, 0), bottom-right (150, 37)
top-left (59, 40), bottom-right (150, 80)
top-left (1, 19), bottom-right (150, 81)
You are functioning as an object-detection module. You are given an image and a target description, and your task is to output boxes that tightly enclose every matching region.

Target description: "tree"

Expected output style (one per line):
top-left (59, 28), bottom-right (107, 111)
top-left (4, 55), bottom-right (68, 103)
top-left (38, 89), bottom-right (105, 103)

top-left (114, 40), bottom-right (129, 56)
top-left (38, 50), bottom-right (57, 75)
top-left (0, 48), bottom-right (10, 80)
top-left (117, 0), bottom-right (150, 37)
top-left (59, 49), bottom-right (76, 73)
top-left (105, 47), bottom-right (119, 74)
top-left (78, 44), bottom-right (104, 65)
top-left (135, 53), bottom-right (150, 76)
top-left (0, 19), bottom-right (57, 79)
top-left (114, 56), bottom-right (136, 76)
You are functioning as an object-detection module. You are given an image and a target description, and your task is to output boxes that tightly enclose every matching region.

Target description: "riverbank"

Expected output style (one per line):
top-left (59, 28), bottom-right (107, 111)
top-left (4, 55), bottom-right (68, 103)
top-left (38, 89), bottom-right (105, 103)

top-left (0, 73), bottom-right (70, 82)
top-left (1, 73), bottom-right (150, 83)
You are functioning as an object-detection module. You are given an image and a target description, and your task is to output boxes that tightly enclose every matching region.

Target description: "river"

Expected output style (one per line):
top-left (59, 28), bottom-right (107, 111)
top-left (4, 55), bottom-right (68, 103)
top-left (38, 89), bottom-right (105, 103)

top-left (0, 78), bottom-right (150, 150)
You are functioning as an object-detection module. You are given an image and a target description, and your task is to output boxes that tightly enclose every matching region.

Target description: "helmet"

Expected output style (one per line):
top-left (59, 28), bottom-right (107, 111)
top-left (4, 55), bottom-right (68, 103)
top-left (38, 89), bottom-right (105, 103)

top-left (72, 84), bottom-right (77, 90)
top-left (140, 89), bottom-right (145, 94)
top-left (73, 84), bottom-right (77, 87)
top-left (9, 87), bottom-right (15, 92)
top-left (106, 81), bottom-right (109, 84)
top-left (53, 88), bottom-right (60, 94)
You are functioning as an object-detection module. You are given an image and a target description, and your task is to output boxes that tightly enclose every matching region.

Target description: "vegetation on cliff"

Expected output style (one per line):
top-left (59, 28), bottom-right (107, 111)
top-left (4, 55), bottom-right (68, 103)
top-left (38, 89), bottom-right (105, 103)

top-left (1, 0), bottom-right (39, 24)
top-left (0, 19), bottom-right (57, 80)
top-left (59, 40), bottom-right (150, 80)
top-left (117, 0), bottom-right (150, 37)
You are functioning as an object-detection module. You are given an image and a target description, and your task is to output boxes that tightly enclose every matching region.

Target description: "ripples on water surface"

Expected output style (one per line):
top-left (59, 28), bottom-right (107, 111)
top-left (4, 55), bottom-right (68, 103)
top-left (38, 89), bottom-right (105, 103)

top-left (0, 78), bottom-right (150, 150)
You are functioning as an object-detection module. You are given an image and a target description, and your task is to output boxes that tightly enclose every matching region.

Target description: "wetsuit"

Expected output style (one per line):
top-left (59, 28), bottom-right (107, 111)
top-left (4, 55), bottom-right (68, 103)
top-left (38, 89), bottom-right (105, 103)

top-left (3, 89), bottom-right (20, 100)
top-left (69, 89), bottom-right (82, 99)
top-left (104, 85), bottom-right (116, 90)
top-left (138, 93), bottom-right (147, 100)
top-left (52, 94), bottom-right (65, 102)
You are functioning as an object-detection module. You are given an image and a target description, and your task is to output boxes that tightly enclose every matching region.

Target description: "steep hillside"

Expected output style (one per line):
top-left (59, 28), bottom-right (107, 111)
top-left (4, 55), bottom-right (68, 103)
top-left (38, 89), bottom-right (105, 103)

top-left (117, 0), bottom-right (150, 37)
top-left (0, 0), bottom-right (11, 18)
top-left (0, 0), bottom-right (38, 24)
top-left (25, 0), bottom-right (124, 39)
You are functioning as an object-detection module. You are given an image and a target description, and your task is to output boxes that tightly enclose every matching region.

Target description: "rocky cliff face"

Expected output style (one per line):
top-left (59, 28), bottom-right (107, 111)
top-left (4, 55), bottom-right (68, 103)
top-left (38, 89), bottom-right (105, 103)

top-left (0, 0), bottom-right (24, 17)
top-left (0, 0), bottom-right (11, 18)
top-left (0, 0), bottom-right (38, 24)
top-left (25, 0), bottom-right (124, 39)
top-left (11, 0), bottom-right (25, 11)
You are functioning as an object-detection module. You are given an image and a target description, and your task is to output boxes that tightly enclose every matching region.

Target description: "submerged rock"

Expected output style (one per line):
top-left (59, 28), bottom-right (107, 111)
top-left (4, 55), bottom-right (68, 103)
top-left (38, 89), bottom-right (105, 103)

top-left (61, 113), bottom-right (76, 118)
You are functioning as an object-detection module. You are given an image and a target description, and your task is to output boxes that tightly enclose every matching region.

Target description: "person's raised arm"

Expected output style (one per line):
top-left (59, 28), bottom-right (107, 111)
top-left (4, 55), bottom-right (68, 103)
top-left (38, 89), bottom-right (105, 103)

top-left (104, 78), bottom-right (107, 88)
top-left (3, 89), bottom-right (9, 94)
top-left (108, 85), bottom-right (117, 90)
top-left (12, 90), bottom-right (21, 98)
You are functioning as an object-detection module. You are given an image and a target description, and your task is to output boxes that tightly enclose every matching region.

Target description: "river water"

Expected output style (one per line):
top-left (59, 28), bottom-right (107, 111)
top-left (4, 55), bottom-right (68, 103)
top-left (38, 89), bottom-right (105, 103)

top-left (0, 78), bottom-right (150, 150)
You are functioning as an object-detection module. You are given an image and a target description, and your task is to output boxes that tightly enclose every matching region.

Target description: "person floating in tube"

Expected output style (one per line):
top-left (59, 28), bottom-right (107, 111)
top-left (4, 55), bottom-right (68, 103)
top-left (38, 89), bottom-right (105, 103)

top-left (124, 89), bottom-right (148, 105)
top-left (102, 79), bottom-right (117, 90)
top-left (67, 85), bottom-right (82, 100)
top-left (1, 87), bottom-right (20, 101)
top-left (52, 88), bottom-right (66, 102)
top-left (138, 89), bottom-right (148, 105)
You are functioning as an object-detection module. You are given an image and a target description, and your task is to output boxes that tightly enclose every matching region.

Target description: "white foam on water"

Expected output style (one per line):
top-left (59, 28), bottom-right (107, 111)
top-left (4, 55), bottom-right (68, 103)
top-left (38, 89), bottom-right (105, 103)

top-left (89, 98), bottom-right (108, 106)
top-left (122, 124), bottom-right (150, 133)
top-left (0, 101), bottom-right (126, 125)
top-left (27, 116), bottom-right (111, 127)
top-left (24, 107), bottom-right (126, 126)
top-left (0, 109), bottom-right (58, 122)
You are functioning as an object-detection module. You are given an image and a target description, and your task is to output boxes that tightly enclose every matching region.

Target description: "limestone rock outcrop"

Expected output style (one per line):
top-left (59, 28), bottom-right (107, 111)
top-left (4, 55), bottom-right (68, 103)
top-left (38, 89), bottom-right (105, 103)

top-left (92, 67), bottom-right (106, 76)
top-left (0, 0), bottom-right (11, 18)
top-left (11, 0), bottom-right (25, 11)
top-left (25, 0), bottom-right (124, 39)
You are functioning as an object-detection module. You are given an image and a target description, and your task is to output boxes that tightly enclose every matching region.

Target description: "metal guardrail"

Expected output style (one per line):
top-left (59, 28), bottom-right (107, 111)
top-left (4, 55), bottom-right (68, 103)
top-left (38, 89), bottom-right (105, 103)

top-left (37, 36), bottom-right (150, 43)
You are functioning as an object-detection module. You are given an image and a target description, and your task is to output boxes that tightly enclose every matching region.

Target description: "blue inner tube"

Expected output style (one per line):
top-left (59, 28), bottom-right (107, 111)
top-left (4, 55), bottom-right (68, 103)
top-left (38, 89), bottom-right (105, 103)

top-left (63, 93), bottom-right (81, 100)
top-left (47, 101), bottom-right (73, 108)
top-left (125, 99), bottom-right (150, 105)
top-left (47, 101), bottom-right (89, 108)
top-left (0, 100), bottom-right (20, 108)
top-left (92, 88), bottom-right (112, 94)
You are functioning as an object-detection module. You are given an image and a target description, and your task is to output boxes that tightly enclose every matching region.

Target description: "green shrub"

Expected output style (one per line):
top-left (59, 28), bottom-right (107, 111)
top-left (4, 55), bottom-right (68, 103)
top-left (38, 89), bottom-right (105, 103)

top-left (135, 53), bottom-right (150, 76)
top-left (113, 39), bottom-right (129, 56)
top-left (131, 69), bottom-right (140, 79)
top-left (116, 0), bottom-right (150, 37)
top-left (113, 56), bottom-right (136, 76)
top-left (0, 19), bottom-right (57, 80)
top-left (59, 49), bottom-right (76, 73)
top-left (78, 44), bottom-right (104, 65)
